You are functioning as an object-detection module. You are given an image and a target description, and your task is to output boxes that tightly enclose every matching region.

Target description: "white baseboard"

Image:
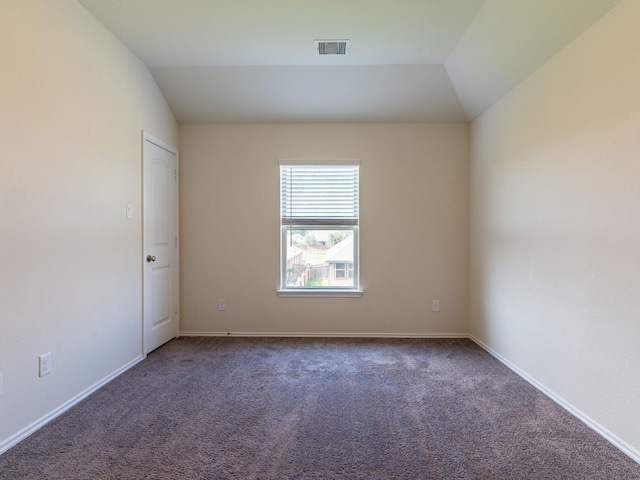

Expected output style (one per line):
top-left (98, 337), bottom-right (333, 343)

top-left (469, 335), bottom-right (640, 465)
top-left (179, 331), bottom-right (468, 338)
top-left (0, 355), bottom-right (144, 456)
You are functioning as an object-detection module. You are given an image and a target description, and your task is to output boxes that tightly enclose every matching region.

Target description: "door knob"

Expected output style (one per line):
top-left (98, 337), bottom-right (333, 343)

top-left (146, 255), bottom-right (156, 262)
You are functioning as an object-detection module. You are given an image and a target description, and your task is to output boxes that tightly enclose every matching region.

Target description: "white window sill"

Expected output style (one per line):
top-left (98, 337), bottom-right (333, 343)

top-left (277, 289), bottom-right (363, 298)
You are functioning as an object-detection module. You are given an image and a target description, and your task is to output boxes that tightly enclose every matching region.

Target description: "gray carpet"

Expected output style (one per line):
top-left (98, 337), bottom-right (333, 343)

top-left (1, 337), bottom-right (638, 479)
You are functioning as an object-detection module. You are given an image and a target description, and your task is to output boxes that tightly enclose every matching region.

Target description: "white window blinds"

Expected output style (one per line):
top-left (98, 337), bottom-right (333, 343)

top-left (280, 163), bottom-right (359, 226)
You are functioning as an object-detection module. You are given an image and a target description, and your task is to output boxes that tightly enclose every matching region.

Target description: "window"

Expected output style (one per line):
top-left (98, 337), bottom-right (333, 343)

top-left (335, 263), bottom-right (347, 279)
top-left (335, 263), bottom-right (354, 279)
top-left (278, 161), bottom-right (361, 296)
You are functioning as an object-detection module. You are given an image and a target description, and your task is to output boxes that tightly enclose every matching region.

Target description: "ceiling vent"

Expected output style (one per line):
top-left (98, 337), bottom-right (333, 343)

top-left (314, 40), bottom-right (350, 56)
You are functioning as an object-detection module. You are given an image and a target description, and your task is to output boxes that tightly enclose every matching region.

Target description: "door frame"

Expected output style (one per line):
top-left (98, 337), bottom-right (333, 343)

top-left (142, 131), bottom-right (179, 356)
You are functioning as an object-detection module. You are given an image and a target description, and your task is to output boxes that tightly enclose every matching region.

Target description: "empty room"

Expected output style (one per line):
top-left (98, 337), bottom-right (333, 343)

top-left (1, 0), bottom-right (639, 478)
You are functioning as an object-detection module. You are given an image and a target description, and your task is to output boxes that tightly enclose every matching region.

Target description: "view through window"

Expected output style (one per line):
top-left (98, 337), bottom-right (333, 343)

top-left (284, 228), bottom-right (355, 288)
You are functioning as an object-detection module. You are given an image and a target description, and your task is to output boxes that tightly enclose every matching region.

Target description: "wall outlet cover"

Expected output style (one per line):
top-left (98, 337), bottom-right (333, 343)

top-left (39, 353), bottom-right (52, 377)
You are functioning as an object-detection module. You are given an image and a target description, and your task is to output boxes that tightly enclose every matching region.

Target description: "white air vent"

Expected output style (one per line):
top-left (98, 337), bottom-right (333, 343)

top-left (314, 40), bottom-right (350, 56)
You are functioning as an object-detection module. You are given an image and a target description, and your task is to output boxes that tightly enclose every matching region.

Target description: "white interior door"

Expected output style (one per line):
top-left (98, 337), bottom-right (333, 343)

top-left (143, 133), bottom-right (178, 355)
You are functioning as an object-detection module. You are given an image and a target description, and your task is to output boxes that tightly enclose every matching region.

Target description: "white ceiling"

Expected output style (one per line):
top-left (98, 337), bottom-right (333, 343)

top-left (79, 0), bottom-right (621, 124)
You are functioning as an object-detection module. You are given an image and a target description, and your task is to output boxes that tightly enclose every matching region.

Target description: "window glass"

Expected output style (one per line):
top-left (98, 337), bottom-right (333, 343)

top-left (284, 229), bottom-right (355, 287)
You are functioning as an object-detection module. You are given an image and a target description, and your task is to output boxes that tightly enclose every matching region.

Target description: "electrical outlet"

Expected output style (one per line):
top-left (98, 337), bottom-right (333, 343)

top-left (432, 300), bottom-right (440, 312)
top-left (218, 299), bottom-right (226, 311)
top-left (39, 353), bottom-right (52, 377)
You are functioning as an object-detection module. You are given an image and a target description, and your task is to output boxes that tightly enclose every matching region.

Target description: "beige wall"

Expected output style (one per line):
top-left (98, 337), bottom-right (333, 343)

top-left (0, 0), bottom-right (178, 449)
top-left (179, 123), bottom-right (469, 336)
top-left (470, 0), bottom-right (640, 455)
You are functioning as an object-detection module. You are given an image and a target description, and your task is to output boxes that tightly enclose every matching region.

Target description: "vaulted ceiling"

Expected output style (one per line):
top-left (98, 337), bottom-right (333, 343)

top-left (79, 0), bottom-right (621, 124)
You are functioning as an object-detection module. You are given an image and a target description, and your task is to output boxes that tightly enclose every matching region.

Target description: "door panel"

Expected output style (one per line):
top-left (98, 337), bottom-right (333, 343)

top-left (152, 266), bottom-right (171, 328)
top-left (143, 135), bottom-right (178, 355)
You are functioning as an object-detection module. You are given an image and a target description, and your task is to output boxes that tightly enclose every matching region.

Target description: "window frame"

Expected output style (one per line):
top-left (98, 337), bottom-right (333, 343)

top-left (277, 160), bottom-right (362, 298)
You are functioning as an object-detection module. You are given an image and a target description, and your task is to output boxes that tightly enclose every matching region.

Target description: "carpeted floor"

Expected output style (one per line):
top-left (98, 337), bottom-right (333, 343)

top-left (1, 337), bottom-right (639, 479)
